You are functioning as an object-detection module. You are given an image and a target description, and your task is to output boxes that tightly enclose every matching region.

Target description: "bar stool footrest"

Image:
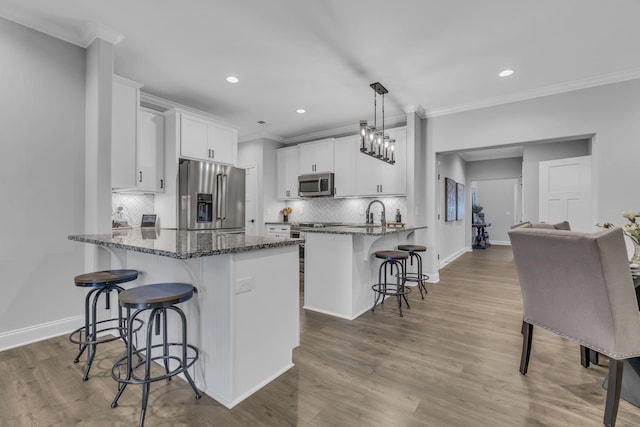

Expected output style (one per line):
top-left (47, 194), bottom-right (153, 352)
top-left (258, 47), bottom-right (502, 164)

top-left (371, 283), bottom-right (412, 297)
top-left (69, 318), bottom-right (144, 346)
top-left (111, 342), bottom-right (199, 385)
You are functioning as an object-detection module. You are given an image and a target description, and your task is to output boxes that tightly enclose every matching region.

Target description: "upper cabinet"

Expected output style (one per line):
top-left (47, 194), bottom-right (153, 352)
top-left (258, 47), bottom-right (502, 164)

top-left (112, 76), bottom-right (165, 192)
top-left (298, 138), bottom-right (334, 174)
top-left (137, 108), bottom-right (165, 192)
top-left (168, 108), bottom-right (238, 166)
top-left (333, 135), bottom-right (358, 198)
top-left (276, 146), bottom-right (300, 200)
top-left (356, 127), bottom-right (406, 196)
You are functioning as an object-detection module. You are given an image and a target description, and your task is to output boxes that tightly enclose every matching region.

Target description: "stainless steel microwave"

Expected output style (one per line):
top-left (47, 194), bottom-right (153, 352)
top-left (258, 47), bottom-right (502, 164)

top-left (298, 173), bottom-right (334, 197)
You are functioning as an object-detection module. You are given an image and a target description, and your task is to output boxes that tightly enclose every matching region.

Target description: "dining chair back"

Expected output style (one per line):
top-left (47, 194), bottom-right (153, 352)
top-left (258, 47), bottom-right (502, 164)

top-left (508, 226), bottom-right (640, 427)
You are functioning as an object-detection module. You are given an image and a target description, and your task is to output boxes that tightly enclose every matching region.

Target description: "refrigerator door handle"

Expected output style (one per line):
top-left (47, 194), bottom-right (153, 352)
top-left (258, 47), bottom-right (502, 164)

top-left (222, 174), bottom-right (228, 220)
top-left (216, 173), bottom-right (223, 220)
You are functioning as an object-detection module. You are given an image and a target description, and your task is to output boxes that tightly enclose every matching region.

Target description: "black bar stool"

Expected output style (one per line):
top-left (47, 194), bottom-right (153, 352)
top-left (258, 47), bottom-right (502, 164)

top-left (69, 269), bottom-right (142, 381)
top-left (397, 244), bottom-right (429, 299)
top-left (111, 283), bottom-right (201, 427)
top-left (371, 250), bottom-right (411, 317)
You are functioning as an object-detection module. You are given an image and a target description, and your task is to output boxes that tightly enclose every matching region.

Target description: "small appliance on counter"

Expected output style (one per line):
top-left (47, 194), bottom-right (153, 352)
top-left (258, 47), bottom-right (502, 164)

top-left (178, 158), bottom-right (246, 231)
top-left (112, 206), bottom-right (131, 229)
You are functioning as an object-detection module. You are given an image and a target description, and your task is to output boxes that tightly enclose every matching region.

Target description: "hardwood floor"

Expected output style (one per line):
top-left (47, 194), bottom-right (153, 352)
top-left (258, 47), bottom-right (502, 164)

top-left (2, 246), bottom-right (640, 426)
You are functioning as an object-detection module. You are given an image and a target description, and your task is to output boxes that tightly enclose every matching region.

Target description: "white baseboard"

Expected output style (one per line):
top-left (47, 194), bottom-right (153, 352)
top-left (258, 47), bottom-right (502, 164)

top-left (0, 315), bottom-right (82, 352)
top-left (439, 247), bottom-right (469, 270)
top-left (490, 240), bottom-right (511, 246)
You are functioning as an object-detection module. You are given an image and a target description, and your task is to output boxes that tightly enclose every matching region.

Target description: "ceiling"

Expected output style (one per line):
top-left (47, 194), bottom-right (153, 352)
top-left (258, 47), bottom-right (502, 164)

top-left (2, 0), bottom-right (640, 145)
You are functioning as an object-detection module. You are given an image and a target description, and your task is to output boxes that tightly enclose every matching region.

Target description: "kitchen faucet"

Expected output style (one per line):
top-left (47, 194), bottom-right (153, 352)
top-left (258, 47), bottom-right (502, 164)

top-left (365, 200), bottom-right (386, 226)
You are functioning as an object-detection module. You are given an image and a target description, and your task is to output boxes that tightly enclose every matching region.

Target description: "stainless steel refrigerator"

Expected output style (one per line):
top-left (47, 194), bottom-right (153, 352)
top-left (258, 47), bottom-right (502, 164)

top-left (178, 158), bottom-right (245, 231)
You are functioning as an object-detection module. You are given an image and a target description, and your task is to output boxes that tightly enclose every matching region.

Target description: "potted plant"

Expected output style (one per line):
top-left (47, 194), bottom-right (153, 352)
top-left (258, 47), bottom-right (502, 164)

top-left (472, 204), bottom-right (483, 224)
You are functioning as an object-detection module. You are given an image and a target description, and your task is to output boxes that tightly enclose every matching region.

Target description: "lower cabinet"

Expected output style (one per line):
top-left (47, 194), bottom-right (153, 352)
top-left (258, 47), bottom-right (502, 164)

top-left (266, 224), bottom-right (291, 238)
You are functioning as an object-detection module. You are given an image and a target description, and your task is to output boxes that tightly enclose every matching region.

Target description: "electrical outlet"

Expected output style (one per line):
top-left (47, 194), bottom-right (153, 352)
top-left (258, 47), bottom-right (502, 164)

top-left (235, 277), bottom-right (253, 294)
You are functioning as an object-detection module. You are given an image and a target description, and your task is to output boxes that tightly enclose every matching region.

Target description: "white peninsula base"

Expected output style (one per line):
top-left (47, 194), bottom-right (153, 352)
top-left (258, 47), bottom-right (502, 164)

top-left (304, 227), bottom-right (422, 320)
top-left (110, 245), bottom-right (299, 408)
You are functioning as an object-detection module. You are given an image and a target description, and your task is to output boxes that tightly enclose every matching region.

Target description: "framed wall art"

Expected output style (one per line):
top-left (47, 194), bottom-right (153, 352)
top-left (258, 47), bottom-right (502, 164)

top-left (445, 177), bottom-right (456, 222)
top-left (456, 182), bottom-right (465, 221)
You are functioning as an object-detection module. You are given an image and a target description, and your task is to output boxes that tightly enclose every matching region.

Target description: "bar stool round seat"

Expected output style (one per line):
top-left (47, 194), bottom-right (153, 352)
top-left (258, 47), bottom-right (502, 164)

top-left (397, 244), bottom-right (429, 299)
top-left (69, 269), bottom-right (142, 381)
top-left (111, 283), bottom-right (201, 427)
top-left (371, 251), bottom-right (411, 317)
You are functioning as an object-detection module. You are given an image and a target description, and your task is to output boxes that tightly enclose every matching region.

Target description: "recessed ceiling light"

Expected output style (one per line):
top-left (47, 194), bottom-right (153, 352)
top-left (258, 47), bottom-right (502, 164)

top-left (296, 109), bottom-right (306, 114)
top-left (498, 69), bottom-right (514, 77)
top-left (226, 76), bottom-right (239, 83)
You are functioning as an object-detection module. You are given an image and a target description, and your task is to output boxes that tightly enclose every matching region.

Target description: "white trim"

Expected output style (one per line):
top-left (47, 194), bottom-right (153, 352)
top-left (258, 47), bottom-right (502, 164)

top-left (206, 362), bottom-right (295, 409)
top-left (439, 246), bottom-right (470, 269)
top-left (0, 315), bottom-right (82, 352)
top-left (80, 22), bottom-right (124, 47)
top-left (0, 8), bottom-right (85, 47)
top-left (491, 240), bottom-right (511, 246)
top-left (426, 68), bottom-right (640, 118)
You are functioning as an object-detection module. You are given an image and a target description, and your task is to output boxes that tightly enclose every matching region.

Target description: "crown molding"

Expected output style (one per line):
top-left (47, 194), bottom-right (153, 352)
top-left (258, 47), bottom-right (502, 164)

top-left (404, 105), bottom-right (427, 119)
top-left (239, 131), bottom-right (285, 144)
top-left (0, 8), bottom-right (85, 47)
top-left (0, 10), bottom-right (124, 48)
top-left (140, 92), bottom-right (239, 129)
top-left (427, 68), bottom-right (640, 118)
top-left (283, 114), bottom-right (407, 144)
top-left (80, 22), bottom-right (124, 47)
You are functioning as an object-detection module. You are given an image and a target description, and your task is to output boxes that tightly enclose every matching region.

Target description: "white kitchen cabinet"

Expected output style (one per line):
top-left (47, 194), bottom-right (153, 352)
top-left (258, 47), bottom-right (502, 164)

top-left (276, 146), bottom-right (300, 200)
top-left (112, 75), bottom-right (142, 189)
top-left (176, 109), bottom-right (238, 165)
top-left (298, 138), bottom-right (334, 174)
top-left (356, 127), bottom-right (406, 196)
top-left (266, 224), bottom-right (291, 238)
top-left (333, 135), bottom-right (358, 197)
top-left (112, 76), bottom-right (165, 193)
top-left (136, 108), bottom-right (165, 192)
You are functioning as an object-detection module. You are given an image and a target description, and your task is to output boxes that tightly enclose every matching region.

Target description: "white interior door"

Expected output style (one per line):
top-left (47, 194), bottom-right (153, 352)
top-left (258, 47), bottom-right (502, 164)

top-left (244, 165), bottom-right (258, 235)
top-left (539, 155), bottom-right (592, 231)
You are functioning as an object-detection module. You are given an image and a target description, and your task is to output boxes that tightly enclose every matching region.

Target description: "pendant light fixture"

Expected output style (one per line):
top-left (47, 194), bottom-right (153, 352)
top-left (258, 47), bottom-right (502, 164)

top-left (359, 82), bottom-right (395, 165)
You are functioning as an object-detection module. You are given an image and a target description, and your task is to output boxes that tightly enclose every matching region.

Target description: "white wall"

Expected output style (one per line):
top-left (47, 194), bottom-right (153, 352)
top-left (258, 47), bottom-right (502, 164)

top-left (436, 153), bottom-right (467, 264)
top-left (239, 137), bottom-right (284, 235)
top-left (522, 139), bottom-right (590, 221)
top-left (428, 79), bottom-right (640, 262)
top-left (0, 18), bottom-right (86, 347)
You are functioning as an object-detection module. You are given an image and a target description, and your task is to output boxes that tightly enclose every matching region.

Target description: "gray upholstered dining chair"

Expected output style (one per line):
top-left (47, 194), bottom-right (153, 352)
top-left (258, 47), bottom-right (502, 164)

top-left (511, 220), bottom-right (599, 366)
top-left (508, 227), bottom-right (640, 427)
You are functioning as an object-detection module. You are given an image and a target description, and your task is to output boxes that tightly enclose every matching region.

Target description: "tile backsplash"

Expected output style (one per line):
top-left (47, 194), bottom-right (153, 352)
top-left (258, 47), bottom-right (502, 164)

top-left (112, 193), bottom-right (155, 227)
top-left (284, 197), bottom-right (407, 224)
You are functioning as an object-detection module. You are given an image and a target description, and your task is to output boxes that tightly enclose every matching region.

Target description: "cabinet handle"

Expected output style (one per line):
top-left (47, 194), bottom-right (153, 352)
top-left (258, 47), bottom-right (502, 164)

top-left (211, 149), bottom-right (215, 158)
top-left (380, 184), bottom-right (382, 192)
top-left (139, 171), bottom-right (142, 183)
top-left (160, 179), bottom-right (164, 189)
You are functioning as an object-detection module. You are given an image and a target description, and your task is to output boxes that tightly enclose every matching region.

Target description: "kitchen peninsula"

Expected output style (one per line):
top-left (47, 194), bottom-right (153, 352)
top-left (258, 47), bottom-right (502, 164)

top-left (69, 228), bottom-right (300, 409)
top-left (303, 225), bottom-right (428, 319)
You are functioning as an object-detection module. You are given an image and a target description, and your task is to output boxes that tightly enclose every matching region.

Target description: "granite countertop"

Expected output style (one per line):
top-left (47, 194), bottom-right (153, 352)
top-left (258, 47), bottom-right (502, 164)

top-left (303, 224), bottom-right (427, 236)
top-left (68, 228), bottom-right (301, 259)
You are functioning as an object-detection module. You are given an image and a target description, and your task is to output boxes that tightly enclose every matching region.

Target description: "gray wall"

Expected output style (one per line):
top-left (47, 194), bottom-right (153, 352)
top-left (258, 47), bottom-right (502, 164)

top-left (427, 79), bottom-right (640, 264)
top-left (436, 153), bottom-right (467, 263)
top-left (0, 18), bottom-right (86, 342)
top-left (522, 139), bottom-right (590, 222)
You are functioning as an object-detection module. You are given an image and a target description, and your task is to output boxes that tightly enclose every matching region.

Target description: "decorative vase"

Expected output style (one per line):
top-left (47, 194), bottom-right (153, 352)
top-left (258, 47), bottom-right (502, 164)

top-left (632, 240), bottom-right (640, 264)
top-left (283, 215), bottom-right (288, 223)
